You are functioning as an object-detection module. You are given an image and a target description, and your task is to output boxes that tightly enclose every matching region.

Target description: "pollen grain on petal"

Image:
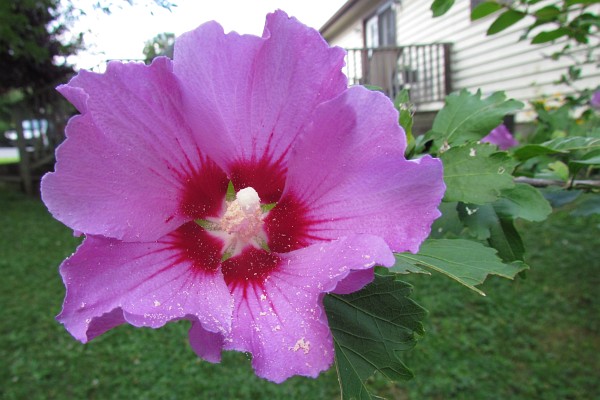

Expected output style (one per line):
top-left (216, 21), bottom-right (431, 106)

top-left (289, 337), bottom-right (311, 354)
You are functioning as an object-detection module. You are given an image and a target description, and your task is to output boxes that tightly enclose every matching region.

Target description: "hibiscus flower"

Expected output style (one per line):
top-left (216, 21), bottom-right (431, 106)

top-left (41, 10), bottom-right (444, 382)
top-left (482, 124), bottom-right (518, 150)
top-left (591, 90), bottom-right (600, 109)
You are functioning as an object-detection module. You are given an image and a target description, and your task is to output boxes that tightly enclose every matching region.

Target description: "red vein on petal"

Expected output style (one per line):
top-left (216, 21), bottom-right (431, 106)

top-left (221, 248), bottom-right (281, 293)
top-left (265, 194), bottom-right (327, 252)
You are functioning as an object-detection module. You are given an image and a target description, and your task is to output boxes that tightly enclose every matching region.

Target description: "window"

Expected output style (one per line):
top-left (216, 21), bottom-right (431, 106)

top-left (364, 2), bottom-right (396, 48)
top-left (362, 2), bottom-right (399, 97)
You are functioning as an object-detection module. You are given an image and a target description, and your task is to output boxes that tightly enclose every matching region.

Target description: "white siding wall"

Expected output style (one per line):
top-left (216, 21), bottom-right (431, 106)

top-left (330, 20), bottom-right (363, 49)
top-left (326, 0), bottom-right (600, 121)
top-left (329, 20), bottom-right (365, 82)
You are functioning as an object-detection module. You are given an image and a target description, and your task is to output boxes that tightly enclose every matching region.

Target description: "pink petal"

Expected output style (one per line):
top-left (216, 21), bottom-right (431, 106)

top-left (57, 228), bottom-right (232, 343)
top-left (222, 235), bottom-right (394, 383)
top-left (276, 86), bottom-right (445, 253)
top-left (481, 124), bottom-right (518, 150)
top-left (332, 268), bottom-right (375, 295)
top-left (591, 91), bottom-right (600, 108)
top-left (188, 321), bottom-right (224, 363)
top-left (173, 10), bottom-right (347, 202)
top-left (42, 58), bottom-right (228, 241)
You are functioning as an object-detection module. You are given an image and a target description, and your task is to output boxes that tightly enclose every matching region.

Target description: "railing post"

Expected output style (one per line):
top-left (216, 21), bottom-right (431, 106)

top-left (343, 43), bottom-right (452, 104)
top-left (443, 43), bottom-right (453, 97)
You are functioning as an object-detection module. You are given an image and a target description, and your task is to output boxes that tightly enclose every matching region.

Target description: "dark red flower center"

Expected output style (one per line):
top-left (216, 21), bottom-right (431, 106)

top-left (174, 158), bottom-right (320, 290)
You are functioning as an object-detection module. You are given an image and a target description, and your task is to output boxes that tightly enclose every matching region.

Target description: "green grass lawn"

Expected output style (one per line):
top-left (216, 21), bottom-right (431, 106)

top-left (0, 157), bottom-right (19, 165)
top-left (1, 185), bottom-right (599, 399)
top-left (0, 148), bottom-right (19, 165)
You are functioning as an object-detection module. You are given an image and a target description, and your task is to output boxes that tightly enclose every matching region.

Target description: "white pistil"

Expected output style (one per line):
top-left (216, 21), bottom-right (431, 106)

top-left (236, 187), bottom-right (261, 214)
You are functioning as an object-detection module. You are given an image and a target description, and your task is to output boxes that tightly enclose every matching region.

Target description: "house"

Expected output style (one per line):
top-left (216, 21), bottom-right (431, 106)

top-left (320, 0), bottom-right (600, 133)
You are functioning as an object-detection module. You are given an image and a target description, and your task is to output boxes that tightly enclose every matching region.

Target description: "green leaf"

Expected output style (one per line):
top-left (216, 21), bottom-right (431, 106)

top-left (394, 88), bottom-right (411, 109)
top-left (570, 194), bottom-right (600, 216)
top-left (396, 103), bottom-right (413, 134)
top-left (393, 239), bottom-right (527, 296)
top-left (541, 188), bottom-right (582, 207)
top-left (431, 0), bottom-right (455, 17)
top-left (531, 27), bottom-right (570, 44)
top-left (394, 89), bottom-right (415, 157)
top-left (261, 202), bottom-right (277, 212)
top-left (512, 144), bottom-right (566, 161)
top-left (393, 254), bottom-right (430, 274)
top-left (534, 5), bottom-right (561, 21)
top-left (325, 274), bottom-right (427, 400)
top-left (565, 0), bottom-right (599, 6)
top-left (427, 90), bottom-right (523, 149)
top-left (457, 203), bottom-right (498, 240)
top-left (543, 136), bottom-right (600, 152)
top-left (430, 201), bottom-right (465, 239)
top-left (548, 160), bottom-right (570, 181)
top-left (487, 10), bottom-right (527, 35)
top-left (226, 180), bottom-right (236, 201)
top-left (195, 219), bottom-right (217, 230)
top-left (362, 84), bottom-right (385, 92)
top-left (488, 217), bottom-right (525, 262)
top-left (457, 203), bottom-right (527, 262)
top-left (441, 143), bottom-right (517, 204)
top-left (570, 152), bottom-right (600, 165)
top-left (494, 183), bottom-right (552, 222)
top-left (471, 1), bottom-right (503, 20)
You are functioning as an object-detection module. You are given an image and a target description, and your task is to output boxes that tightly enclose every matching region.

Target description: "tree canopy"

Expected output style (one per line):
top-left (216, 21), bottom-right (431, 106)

top-left (143, 32), bottom-right (175, 63)
top-left (0, 0), bottom-right (176, 94)
top-left (0, 0), bottom-right (78, 94)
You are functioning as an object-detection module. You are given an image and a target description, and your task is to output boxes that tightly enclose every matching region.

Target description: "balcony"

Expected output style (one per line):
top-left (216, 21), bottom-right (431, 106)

top-left (343, 43), bottom-right (452, 106)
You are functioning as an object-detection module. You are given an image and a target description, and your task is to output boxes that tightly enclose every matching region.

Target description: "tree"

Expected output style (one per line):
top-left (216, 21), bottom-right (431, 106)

top-left (0, 0), bottom-right (176, 94)
top-left (0, 0), bottom-right (78, 94)
top-left (143, 32), bottom-right (175, 63)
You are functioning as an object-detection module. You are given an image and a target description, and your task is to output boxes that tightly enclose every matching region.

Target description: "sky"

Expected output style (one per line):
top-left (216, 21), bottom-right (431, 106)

top-left (70, 0), bottom-right (347, 70)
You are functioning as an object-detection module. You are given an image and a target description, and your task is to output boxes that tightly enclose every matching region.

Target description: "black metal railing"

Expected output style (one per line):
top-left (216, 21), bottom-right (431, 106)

top-left (344, 43), bottom-right (452, 105)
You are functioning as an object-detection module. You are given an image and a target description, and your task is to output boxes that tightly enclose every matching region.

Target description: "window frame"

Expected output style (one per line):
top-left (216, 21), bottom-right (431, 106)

top-left (363, 1), bottom-right (397, 49)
